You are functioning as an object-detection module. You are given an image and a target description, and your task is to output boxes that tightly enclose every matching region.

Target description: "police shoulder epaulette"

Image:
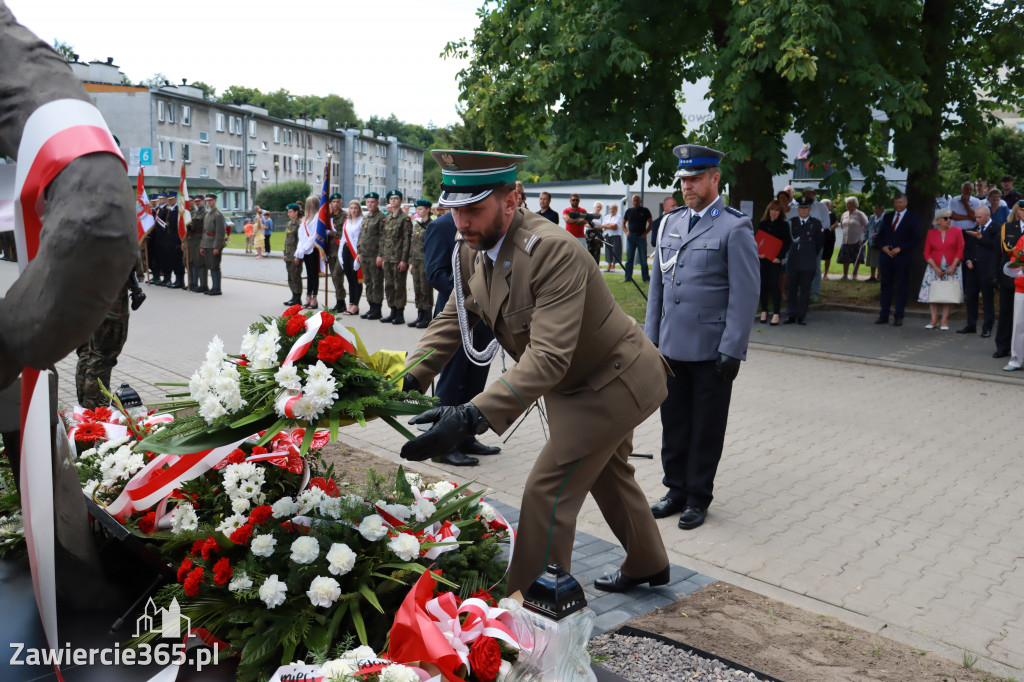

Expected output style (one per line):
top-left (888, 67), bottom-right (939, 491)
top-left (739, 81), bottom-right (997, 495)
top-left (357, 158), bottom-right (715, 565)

top-left (515, 229), bottom-right (541, 255)
top-left (724, 205), bottom-right (746, 217)
top-left (665, 205), bottom-right (686, 216)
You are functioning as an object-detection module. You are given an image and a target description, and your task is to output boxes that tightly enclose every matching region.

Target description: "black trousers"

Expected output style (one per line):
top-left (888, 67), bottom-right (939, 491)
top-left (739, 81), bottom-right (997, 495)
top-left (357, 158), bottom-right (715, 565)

top-left (878, 254), bottom-right (911, 319)
top-left (996, 284), bottom-right (1015, 354)
top-left (963, 262), bottom-right (995, 330)
top-left (303, 252), bottom-right (319, 296)
top-left (660, 358), bottom-right (733, 509)
top-left (264, 233), bottom-right (271, 254)
top-left (341, 247), bottom-right (362, 305)
top-left (786, 269), bottom-right (813, 320)
top-left (759, 259), bottom-right (783, 314)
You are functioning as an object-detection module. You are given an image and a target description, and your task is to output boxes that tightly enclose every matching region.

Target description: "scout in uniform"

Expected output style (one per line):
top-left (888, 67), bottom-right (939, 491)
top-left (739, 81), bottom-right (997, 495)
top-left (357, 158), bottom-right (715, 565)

top-left (378, 189), bottom-right (412, 325)
top-left (646, 144), bottom-right (759, 531)
top-left (400, 150), bottom-right (672, 596)
top-left (407, 198), bottom-right (435, 328)
top-left (282, 203), bottom-right (304, 306)
top-left (199, 193), bottom-right (225, 296)
top-left (358, 192), bottom-right (386, 319)
top-left (187, 194), bottom-right (206, 291)
top-left (327, 192), bottom-right (347, 310)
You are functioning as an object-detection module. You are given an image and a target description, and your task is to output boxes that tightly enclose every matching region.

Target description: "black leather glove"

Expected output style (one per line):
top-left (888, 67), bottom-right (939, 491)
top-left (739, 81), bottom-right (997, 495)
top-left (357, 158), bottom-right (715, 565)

top-left (714, 353), bottom-right (741, 382)
top-left (402, 373), bottom-right (421, 393)
top-left (401, 403), bottom-right (489, 461)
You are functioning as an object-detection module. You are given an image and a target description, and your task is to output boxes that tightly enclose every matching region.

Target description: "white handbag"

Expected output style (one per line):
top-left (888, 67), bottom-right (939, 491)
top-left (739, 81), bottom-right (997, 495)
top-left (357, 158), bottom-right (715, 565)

top-left (929, 279), bottom-right (962, 304)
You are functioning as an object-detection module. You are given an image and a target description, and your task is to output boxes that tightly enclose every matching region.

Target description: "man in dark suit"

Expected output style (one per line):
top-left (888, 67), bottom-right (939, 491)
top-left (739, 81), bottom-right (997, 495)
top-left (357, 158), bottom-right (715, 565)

top-left (874, 192), bottom-right (921, 326)
top-left (958, 205), bottom-right (998, 336)
top-left (423, 210), bottom-right (501, 466)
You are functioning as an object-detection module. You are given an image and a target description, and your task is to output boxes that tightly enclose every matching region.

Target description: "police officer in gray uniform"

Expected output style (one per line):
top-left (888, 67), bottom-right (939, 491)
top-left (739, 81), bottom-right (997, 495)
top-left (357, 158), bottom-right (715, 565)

top-left (645, 144), bottom-right (759, 530)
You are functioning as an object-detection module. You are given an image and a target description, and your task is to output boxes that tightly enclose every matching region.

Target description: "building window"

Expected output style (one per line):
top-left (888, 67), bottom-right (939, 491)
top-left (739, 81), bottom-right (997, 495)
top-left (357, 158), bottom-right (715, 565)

top-left (168, 142), bottom-right (175, 161)
top-left (182, 105), bottom-right (191, 126)
top-left (182, 144), bottom-right (191, 162)
top-left (261, 170), bottom-right (269, 179)
top-left (199, 131), bottom-right (209, 143)
top-left (216, 113), bottom-right (225, 132)
top-left (157, 101), bottom-right (165, 122)
top-left (273, 126), bottom-right (280, 143)
top-left (234, 192), bottom-right (240, 209)
top-left (316, 150), bottom-right (322, 159)
top-left (158, 140), bottom-right (165, 160)
top-left (199, 166), bottom-right (209, 177)
top-left (249, 120), bottom-right (257, 138)
top-left (168, 104), bottom-right (175, 124)
top-left (216, 148), bottom-right (224, 166)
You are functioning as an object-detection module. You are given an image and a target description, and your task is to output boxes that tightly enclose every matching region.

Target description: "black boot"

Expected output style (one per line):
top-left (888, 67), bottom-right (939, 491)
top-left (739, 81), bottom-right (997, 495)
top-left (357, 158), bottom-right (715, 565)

top-left (416, 310), bottom-right (431, 329)
top-left (205, 271), bottom-right (222, 295)
top-left (391, 309), bottom-right (405, 325)
top-left (283, 296), bottom-right (302, 306)
top-left (362, 304), bottom-right (382, 320)
top-left (407, 310), bottom-right (424, 327)
top-left (380, 307), bottom-right (398, 323)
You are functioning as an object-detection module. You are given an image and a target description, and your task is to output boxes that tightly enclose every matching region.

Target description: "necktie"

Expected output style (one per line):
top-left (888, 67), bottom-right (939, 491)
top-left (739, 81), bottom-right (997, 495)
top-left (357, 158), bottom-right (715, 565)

top-left (688, 212), bottom-right (701, 232)
top-left (892, 212), bottom-right (900, 232)
top-left (483, 255), bottom-right (494, 290)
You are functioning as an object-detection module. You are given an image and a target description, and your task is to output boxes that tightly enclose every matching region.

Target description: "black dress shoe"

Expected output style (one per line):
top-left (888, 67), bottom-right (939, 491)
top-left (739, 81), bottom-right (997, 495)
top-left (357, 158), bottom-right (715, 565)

top-left (981, 329), bottom-right (991, 338)
top-left (678, 506), bottom-right (708, 530)
top-left (283, 298), bottom-right (301, 306)
top-left (797, 319), bottom-right (806, 326)
top-left (782, 317), bottom-right (797, 325)
top-left (892, 318), bottom-right (903, 327)
top-left (594, 565), bottom-right (670, 593)
top-left (874, 316), bottom-right (889, 325)
top-left (956, 326), bottom-right (976, 334)
top-left (432, 450), bottom-right (478, 467)
top-left (994, 350), bottom-right (1010, 359)
top-left (460, 439), bottom-right (501, 456)
top-left (650, 496), bottom-right (686, 519)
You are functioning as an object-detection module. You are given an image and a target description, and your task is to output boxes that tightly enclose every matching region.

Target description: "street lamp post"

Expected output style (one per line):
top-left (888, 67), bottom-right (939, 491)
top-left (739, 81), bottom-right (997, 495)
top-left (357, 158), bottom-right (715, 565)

top-left (247, 150), bottom-right (257, 209)
top-left (274, 161), bottom-right (279, 185)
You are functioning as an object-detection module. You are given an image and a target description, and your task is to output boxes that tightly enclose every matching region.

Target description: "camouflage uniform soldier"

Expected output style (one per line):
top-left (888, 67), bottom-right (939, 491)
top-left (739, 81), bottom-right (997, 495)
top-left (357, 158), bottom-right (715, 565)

top-left (407, 199), bottom-right (434, 328)
top-left (282, 203), bottom-right (303, 306)
top-left (76, 273), bottom-right (131, 408)
top-left (378, 189), bottom-right (412, 325)
top-left (358, 192), bottom-right (386, 320)
top-left (188, 195), bottom-right (206, 292)
top-left (200, 193), bottom-right (225, 295)
top-left (327, 192), bottom-right (347, 309)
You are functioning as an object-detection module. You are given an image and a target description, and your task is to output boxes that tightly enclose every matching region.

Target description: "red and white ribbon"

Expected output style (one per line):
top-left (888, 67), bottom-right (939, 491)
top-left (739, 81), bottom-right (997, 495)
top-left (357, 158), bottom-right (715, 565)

top-left (422, 519), bottom-right (461, 560)
top-left (282, 312), bottom-right (325, 366)
top-left (424, 593), bottom-right (517, 675)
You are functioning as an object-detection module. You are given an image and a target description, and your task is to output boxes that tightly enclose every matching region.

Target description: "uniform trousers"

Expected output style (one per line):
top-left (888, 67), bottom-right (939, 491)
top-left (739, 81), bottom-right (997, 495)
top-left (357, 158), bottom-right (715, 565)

top-left (878, 253), bottom-right (912, 319)
top-left (362, 257), bottom-right (384, 305)
top-left (659, 358), bottom-right (733, 510)
top-left (382, 261), bottom-right (408, 308)
top-left (341, 247), bottom-right (362, 306)
top-left (759, 259), bottom-right (783, 315)
top-left (786, 269), bottom-right (814, 320)
top-left (996, 283), bottom-right (1015, 355)
top-left (329, 252), bottom-right (346, 306)
top-left (286, 259), bottom-right (303, 299)
top-left (303, 252), bottom-right (320, 296)
top-left (76, 316), bottom-right (128, 408)
top-left (963, 262), bottom-right (995, 330)
top-left (410, 258), bottom-right (433, 311)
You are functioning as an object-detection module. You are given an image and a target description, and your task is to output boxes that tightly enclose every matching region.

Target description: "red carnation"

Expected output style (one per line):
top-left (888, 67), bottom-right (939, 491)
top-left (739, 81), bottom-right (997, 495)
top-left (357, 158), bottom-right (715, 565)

top-left (214, 448), bottom-right (246, 469)
top-left (177, 558), bottom-right (193, 583)
top-left (200, 536), bottom-right (221, 560)
top-left (248, 505), bottom-right (273, 526)
top-left (470, 588), bottom-right (497, 606)
top-left (318, 312), bottom-right (336, 333)
top-left (250, 446), bottom-right (268, 456)
top-left (282, 304), bottom-right (303, 319)
top-left (212, 557), bottom-right (233, 586)
top-left (74, 422), bottom-right (106, 443)
top-left (138, 512), bottom-right (157, 534)
top-left (229, 522), bottom-right (254, 545)
top-left (467, 636), bottom-right (502, 682)
top-left (317, 335), bottom-right (348, 364)
top-left (285, 314), bottom-right (307, 337)
top-left (183, 567), bottom-right (204, 596)
top-left (190, 540), bottom-right (205, 557)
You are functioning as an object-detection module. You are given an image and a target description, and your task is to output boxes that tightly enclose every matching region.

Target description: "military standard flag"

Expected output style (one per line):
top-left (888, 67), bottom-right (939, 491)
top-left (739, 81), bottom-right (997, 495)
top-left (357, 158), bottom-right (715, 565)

top-left (177, 165), bottom-right (192, 240)
top-left (136, 167), bottom-right (155, 242)
top-left (313, 161), bottom-right (331, 268)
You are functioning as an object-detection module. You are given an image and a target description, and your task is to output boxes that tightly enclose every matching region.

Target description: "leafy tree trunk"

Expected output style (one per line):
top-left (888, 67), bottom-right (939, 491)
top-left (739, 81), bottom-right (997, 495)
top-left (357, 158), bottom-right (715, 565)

top-left (730, 160), bottom-right (774, 219)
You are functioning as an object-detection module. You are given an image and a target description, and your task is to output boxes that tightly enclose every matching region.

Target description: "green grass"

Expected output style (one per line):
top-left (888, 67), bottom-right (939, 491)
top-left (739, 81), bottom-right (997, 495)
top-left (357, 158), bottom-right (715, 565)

top-left (602, 271), bottom-right (649, 323)
top-left (226, 230), bottom-right (286, 252)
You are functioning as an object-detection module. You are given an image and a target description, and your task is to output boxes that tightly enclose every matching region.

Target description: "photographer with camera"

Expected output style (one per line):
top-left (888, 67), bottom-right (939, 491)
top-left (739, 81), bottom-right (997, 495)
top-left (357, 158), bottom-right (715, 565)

top-left (569, 201), bottom-right (607, 266)
top-left (562, 192), bottom-right (589, 249)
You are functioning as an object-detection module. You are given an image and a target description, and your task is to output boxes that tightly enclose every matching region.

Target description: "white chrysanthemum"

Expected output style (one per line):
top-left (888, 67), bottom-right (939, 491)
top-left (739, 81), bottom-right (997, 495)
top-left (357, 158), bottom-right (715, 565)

top-left (199, 394), bottom-right (227, 422)
top-left (97, 437), bottom-right (126, 454)
top-left (214, 374), bottom-right (239, 395)
top-left (318, 496), bottom-right (342, 519)
top-left (250, 533), bottom-right (278, 557)
top-left (479, 501), bottom-right (497, 522)
top-left (341, 645), bottom-right (377, 660)
top-left (404, 471), bottom-right (423, 488)
top-left (326, 543), bottom-right (356, 576)
top-left (82, 479), bottom-right (100, 497)
top-left (222, 391), bottom-right (245, 412)
top-left (320, 659), bottom-right (359, 680)
top-left (497, 660), bottom-right (513, 682)
top-left (388, 533), bottom-right (421, 561)
top-left (291, 395), bottom-right (322, 421)
top-left (228, 570), bottom-right (253, 593)
top-left (205, 336), bottom-right (227, 363)
top-left (358, 514), bottom-right (389, 541)
top-left (380, 664), bottom-right (419, 682)
top-left (305, 360), bottom-right (332, 383)
top-left (240, 330), bottom-right (259, 357)
top-left (258, 574), bottom-right (287, 609)
top-left (412, 498), bottom-right (436, 523)
top-left (306, 575), bottom-right (341, 608)
top-left (216, 513), bottom-right (247, 534)
top-left (297, 487), bottom-right (327, 514)
top-left (188, 372), bottom-right (205, 397)
top-left (304, 377), bottom-right (338, 410)
top-left (497, 597), bottom-right (521, 612)
top-left (430, 481), bottom-right (456, 498)
top-left (271, 496), bottom-right (299, 518)
top-left (290, 536), bottom-right (320, 564)
top-left (383, 504), bottom-right (412, 524)
top-left (251, 330), bottom-right (281, 370)
top-left (230, 497), bottom-right (251, 514)
top-left (170, 503), bottom-right (198, 534)
top-left (274, 365), bottom-right (302, 391)
top-left (198, 362), bottom-right (220, 383)
top-left (78, 447), bottom-right (98, 461)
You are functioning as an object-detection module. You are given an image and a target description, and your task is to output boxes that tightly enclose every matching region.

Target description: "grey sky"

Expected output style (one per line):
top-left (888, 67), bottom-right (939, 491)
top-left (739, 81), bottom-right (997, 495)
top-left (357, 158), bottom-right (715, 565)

top-left (6, 0), bottom-right (482, 127)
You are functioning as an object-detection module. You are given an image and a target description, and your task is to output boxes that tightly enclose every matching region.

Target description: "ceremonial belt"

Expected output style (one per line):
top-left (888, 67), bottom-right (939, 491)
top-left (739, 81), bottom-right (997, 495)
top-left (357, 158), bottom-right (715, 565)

top-left (205, 232), bottom-right (215, 236)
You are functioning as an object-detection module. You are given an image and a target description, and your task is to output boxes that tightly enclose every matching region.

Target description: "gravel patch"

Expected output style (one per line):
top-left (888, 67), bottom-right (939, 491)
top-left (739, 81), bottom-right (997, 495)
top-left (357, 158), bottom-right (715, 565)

top-left (590, 633), bottom-right (767, 681)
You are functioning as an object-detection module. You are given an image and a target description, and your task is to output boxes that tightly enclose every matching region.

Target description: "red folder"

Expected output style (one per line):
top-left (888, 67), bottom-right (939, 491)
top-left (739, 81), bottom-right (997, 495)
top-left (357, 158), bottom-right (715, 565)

top-left (755, 230), bottom-right (782, 260)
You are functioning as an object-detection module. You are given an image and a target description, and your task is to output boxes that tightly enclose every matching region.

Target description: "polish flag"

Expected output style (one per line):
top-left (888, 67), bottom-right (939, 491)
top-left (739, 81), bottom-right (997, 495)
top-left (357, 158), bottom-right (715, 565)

top-left (177, 165), bottom-right (191, 240)
top-left (136, 167), bottom-right (154, 242)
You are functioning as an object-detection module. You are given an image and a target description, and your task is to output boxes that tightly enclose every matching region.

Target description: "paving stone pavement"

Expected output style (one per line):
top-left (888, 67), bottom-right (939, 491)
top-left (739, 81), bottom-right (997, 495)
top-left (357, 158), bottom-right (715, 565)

top-left (4, 254), bottom-right (1023, 677)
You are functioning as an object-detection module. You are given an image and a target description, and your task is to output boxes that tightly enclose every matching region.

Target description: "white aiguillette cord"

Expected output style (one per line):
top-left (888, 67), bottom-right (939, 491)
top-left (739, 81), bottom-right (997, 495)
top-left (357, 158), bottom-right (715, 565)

top-left (451, 244), bottom-right (501, 367)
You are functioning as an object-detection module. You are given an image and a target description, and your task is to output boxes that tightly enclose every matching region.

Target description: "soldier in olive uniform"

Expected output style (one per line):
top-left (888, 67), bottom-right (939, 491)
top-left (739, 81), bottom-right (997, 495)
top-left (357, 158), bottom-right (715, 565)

top-left (408, 199), bottom-right (434, 328)
top-left (200, 193), bottom-right (225, 296)
top-left (379, 189), bottom-right (412, 325)
top-left (187, 194), bottom-right (206, 291)
top-left (282, 203), bottom-right (304, 306)
top-left (327, 192), bottom-right (347, 310)
top-left (358, 192), bottom-right (386, 319)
